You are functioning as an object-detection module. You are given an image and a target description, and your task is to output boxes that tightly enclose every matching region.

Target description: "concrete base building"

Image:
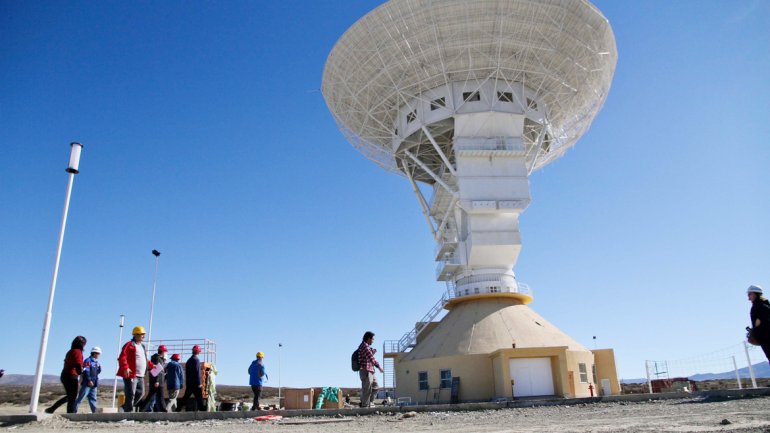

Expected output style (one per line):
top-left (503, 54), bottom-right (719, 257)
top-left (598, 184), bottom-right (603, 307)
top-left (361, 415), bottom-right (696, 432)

top-left (386, 293), bottom-right (620, 403)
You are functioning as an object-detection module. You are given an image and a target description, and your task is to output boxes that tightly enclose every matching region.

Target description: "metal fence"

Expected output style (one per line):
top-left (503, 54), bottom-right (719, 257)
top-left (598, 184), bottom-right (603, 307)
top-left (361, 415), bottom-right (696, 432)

top-left (147, 338), bottom-right (217, 364)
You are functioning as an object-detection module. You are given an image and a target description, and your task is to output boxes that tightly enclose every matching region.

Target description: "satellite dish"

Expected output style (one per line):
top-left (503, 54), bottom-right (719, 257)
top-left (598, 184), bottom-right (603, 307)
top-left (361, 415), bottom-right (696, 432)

top-left (322, 0), bottom-right (617, 301)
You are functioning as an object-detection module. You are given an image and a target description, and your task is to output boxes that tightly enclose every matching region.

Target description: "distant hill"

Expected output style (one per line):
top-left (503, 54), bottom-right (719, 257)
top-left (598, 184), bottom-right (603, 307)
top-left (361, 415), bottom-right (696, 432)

top-left (620, 378), bottom-right (647, 384)
top-left (689, 362), bottom-right (770, 381)
top-left (0, 374), bottom-right (121, 386)
top-left (622, 362), bottom-right (770, 384)
top-left (0, 374), bottom-right (60, 385)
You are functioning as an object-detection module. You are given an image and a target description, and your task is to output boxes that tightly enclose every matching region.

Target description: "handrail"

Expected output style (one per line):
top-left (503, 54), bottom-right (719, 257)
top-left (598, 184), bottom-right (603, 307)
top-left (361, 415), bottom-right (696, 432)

top-left (435, 253), bottom-right (461, 278)
top-left (385, 282), bottom-right (533, 353)
top-left (387, 290), bottom-right (451, 353)
top-left (147, 338), bottom-right (217, 364)
top-left (434, 231), bottom-right (459, 256)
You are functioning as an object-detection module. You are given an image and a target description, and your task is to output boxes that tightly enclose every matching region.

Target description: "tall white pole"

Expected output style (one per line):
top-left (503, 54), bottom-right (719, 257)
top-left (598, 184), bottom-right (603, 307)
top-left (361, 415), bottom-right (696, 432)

top-left (278, 343), bottom-right (282, 406)
top-left (112, 314), bottom-right (125, 408)
top-left (147, 250), bottom-right (160, 350)
top-left (29, 142), bottom-right (83, 414)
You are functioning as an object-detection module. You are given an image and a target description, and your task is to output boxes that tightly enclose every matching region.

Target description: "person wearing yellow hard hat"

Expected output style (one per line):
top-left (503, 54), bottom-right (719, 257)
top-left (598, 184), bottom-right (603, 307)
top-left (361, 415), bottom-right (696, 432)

top-left (248, 351), bottom-right (268, 410)
top-left (117, 325), bottom-right (153, 412)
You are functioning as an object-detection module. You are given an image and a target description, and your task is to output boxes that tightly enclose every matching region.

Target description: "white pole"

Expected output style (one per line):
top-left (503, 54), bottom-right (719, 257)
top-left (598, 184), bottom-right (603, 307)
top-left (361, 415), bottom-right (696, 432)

top-left (29, 142), bottom-right (83, 414)
top-left (732, 355), bottom-right (742, 390)
top-left (278, 343), bottom-right (282, 406)
top-left (744, 341), bottom-right (758, 389)
top-left (147, 250), bottom-right (160, 350)
top-left (112, 314), bottom-right (125, 408)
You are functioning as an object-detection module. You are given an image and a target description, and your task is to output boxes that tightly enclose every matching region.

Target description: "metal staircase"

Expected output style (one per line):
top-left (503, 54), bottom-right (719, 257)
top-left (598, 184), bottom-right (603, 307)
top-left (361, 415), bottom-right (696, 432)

top-left (384, 288), bottom-right (452, 354)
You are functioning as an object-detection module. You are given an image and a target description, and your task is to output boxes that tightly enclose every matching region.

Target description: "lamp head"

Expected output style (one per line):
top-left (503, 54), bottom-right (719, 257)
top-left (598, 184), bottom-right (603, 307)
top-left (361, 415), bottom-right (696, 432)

top-left (66, 142), bottom-right (83, 174)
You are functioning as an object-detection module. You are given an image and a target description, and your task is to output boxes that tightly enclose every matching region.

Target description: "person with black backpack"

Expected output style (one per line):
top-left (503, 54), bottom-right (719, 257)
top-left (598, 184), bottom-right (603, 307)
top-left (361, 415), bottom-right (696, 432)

top-left (748, 285), bottom-right (770, 363)
top-left (355, 331), bottom-right (384, 408)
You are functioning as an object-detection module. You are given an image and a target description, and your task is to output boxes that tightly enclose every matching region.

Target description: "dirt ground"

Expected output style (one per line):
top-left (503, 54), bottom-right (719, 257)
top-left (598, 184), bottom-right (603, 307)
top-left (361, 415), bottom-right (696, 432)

top-left (2, 396), bottom-right (770, 433)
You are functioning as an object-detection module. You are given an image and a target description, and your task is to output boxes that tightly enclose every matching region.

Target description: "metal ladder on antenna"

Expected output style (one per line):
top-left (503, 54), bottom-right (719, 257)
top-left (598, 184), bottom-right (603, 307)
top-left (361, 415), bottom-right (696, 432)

top-left (382, 356), bottom-right (396, 390)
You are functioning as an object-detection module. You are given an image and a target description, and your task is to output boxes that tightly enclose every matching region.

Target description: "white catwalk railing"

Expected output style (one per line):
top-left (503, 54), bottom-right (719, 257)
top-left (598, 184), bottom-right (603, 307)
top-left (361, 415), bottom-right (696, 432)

top-left (384, 282), bottom-right (532, 354)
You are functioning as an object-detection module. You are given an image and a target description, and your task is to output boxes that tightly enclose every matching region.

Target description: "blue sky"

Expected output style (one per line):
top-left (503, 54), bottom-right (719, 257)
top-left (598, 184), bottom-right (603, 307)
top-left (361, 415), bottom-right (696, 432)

top-left (1, 0), bottom-right (768, 389)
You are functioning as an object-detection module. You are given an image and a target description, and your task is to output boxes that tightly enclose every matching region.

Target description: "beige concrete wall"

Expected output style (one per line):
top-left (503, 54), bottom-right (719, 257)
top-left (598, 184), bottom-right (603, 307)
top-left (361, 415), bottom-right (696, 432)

top-left (395, 354), bottom-right (493, 403)
top-left (592, 348), bottom-right (621, 395)
top-left (395, 346), bottom-right (618, 402)
top-left (415, 322), bottom-right (440, 345)
top-left (565, 350), bottom-right (596, 398)
top-left (492, 355), bottom-right (504, 397)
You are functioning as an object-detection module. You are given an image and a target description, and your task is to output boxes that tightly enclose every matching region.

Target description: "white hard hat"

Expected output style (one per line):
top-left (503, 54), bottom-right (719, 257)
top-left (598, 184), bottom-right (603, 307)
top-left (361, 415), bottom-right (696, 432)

top-left (747, 285), bottom-right (763, 294)
top-left (90, 346), bottom-right (102, 354)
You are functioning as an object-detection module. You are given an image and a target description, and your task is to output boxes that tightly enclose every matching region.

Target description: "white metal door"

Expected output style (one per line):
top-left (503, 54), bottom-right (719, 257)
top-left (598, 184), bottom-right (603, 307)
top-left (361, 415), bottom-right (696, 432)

top-left (509, 358), bottom-right (554, 397)
top-left (601, 378), bottom-right (612, 396)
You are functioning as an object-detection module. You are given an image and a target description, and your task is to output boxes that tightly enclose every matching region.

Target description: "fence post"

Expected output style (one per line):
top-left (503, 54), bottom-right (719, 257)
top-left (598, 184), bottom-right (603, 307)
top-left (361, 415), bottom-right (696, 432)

top-left (743, 341), bottom-right (758, 389)
top-left (732, 355), bottom-right (742, 389)
top-left (645, 360), bottom-right (653, 394)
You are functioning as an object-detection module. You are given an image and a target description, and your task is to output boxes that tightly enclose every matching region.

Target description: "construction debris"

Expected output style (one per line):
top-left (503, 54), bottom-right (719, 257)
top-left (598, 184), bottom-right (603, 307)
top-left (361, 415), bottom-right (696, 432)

top-left (278, 418), bottom-right (353, 425)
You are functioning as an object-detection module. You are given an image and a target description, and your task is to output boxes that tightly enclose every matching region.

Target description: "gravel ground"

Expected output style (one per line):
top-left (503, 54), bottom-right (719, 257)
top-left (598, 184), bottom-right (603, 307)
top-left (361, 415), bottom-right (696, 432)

top-left (3, 396), bottom-right (770, 433)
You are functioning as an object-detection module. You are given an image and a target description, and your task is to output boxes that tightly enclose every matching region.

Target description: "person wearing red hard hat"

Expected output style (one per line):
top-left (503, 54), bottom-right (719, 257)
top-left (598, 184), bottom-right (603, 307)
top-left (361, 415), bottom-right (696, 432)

top-left (142, 345), bottom-right (169, 412)
top-left (747, 285), bottom-right (770, 363)
top-left (166, 353), bottom-right (184, 411)
top-left (177, 345), bottom-right (204, 411)
top-left (117, 326), bottom-right (153, 413)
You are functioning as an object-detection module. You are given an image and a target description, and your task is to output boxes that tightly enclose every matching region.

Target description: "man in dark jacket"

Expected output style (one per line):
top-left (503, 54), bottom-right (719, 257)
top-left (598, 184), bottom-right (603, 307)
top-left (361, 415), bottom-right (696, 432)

top-left (748, 285), bottom-right (770, 363)
top-left (142, 345), bottom-right (168, 412)
top-left (177, 345), bottom-right (204, 411)
top-left (166, 353), bottom-right (184, 411)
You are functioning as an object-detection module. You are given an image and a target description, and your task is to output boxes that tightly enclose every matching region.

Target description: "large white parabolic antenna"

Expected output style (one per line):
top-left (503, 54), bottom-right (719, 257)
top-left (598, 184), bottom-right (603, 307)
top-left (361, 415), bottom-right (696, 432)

top-left (323, 0), bottom-right (616, 326)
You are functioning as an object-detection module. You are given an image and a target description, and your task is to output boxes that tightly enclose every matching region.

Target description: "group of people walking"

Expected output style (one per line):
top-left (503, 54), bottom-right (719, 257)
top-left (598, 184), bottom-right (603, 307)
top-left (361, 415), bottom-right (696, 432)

top-left (117, 326), bottom-right (204, 413)
top-left (45, 325), bottom-right (205, 414)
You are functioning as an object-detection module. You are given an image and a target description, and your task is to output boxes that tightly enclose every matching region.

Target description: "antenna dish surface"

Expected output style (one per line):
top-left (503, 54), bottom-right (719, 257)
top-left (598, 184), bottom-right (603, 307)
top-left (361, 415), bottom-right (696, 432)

top-left (322, 0), bottom-right (617, 173)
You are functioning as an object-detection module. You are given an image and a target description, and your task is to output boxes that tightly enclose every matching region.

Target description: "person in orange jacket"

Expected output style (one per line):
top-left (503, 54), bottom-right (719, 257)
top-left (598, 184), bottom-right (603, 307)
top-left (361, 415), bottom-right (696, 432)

top-left (117, 326), bottom-right (153, 412)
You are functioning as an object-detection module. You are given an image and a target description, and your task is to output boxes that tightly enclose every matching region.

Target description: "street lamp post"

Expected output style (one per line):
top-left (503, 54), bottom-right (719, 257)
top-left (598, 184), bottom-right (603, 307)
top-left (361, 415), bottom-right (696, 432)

top-left (278, 343), bottom-right (283, 407)
top-left (29, 142), bottom-right (84, 414)
top-left (112, 314), bottom-right (125, 408)
top-left (147, 249), bottom-right (160, 350)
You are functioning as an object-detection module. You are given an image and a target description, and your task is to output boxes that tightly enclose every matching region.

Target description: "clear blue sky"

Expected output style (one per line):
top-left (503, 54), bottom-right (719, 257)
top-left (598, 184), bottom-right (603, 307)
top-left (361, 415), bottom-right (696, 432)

top-left (1, 0), bottom-right (768, 388)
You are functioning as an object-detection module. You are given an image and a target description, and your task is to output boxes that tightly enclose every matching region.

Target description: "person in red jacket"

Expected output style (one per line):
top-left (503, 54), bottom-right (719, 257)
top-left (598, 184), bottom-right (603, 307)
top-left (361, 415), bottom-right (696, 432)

top-left (117, 326), bottom-right (153, 412)
top-left (45, 336), bottom-right (87, 414)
